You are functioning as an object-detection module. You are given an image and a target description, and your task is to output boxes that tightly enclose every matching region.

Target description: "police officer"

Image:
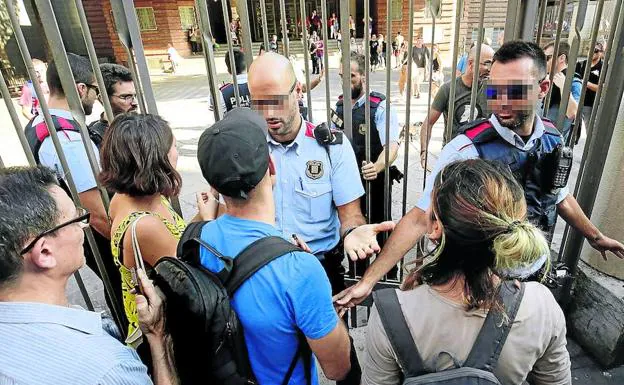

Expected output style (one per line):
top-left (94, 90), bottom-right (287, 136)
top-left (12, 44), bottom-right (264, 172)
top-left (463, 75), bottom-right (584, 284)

top-left (334, 51), bottom-right (400, 275)
top-left (211, 48), bottom-right (251, 112)
top-left (248, 53), bottom-right (395, 385)
top-left (335, 40), bottom-right (624, 311)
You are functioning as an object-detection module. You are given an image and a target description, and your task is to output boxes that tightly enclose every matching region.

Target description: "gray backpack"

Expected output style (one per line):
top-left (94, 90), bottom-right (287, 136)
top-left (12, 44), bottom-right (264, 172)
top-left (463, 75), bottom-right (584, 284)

top-left (373, 281), bottom-right (525, 385)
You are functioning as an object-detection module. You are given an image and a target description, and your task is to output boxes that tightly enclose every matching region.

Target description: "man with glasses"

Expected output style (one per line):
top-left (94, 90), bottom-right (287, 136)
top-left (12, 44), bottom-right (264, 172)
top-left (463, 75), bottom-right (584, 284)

top-left (419, 43), bottom-right (494, 169)
top-left (0, 166), bottom-right (177, 385)
top-left (542, 41), bottom-right (582, 143)
top-left (248, 53), bottom-right (395, 385)
top-left (24, 53), bottom-right (122, 324)
top-left (89, 63), bottom-right (138, 142)
top-left (334, 40), bottom-right (624, 313)
top-left (575, 42), bottom-right (605, 132)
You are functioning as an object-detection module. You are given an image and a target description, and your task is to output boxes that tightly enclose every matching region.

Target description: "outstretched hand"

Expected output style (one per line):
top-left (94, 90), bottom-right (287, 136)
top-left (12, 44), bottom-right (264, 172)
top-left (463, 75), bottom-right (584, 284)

top-left (333, 281), bottom-right (374, 317)
top-left (588, 234), bottom-right (624, 260)
top-left (343, 221), bottom-right (396, 261)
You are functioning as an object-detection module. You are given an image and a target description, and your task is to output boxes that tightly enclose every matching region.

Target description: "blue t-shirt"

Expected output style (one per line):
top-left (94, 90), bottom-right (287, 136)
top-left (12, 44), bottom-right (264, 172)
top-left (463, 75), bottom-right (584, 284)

top-left (199, 215), bottom-right (339, 385)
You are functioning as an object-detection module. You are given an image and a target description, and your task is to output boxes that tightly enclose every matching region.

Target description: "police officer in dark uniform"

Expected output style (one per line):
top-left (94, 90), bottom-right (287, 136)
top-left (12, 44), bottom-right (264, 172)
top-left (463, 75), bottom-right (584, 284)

top-left (211, 48), bottom-right (251, 112)
top-left (334, 51), bottom-right (401, 276)
top-left (334, 40), bottom-right (624, 311)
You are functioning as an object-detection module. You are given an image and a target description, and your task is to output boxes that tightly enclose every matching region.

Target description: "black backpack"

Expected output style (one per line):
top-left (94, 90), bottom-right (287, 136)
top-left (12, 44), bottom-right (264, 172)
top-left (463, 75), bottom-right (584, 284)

top-left (373, 281), bottom-right (525, 385)
top-left (151, 221), bottom-right (313, 385)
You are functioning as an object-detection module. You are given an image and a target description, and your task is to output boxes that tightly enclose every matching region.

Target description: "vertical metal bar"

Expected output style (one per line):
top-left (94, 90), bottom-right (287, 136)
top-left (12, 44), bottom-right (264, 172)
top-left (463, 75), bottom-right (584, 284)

top-left (559, 1), bottom-right (624, 306)
top-left (383, 0), bottom-right (392, 224)
top-left (196, 0), bottom-right (224, 122)
top-left (543, 0), bottom-right (567, 117)
top-left (0, 70), bottom-right (36, 166)
top-left (221, 0), bottom-right (241, 104)
top-left (320, 0), bottom-right (331, 124)
top-left (279, 0), bottom-right (290, 57)
top-left (422, 7), bottom-right (437, 185)
top-left (554, 0), bottom-right (588, 134)
top-left (236, 0), bottom-right (254, 69)
top-left (6, 0), bottom-right (121, 322)
top-left (298, 0), bottom-right (313, 123)
top-left (72, 270), bottom-right (95, 311)
top-left (536, 0), bottom-right (548, 46)
top-left (260, 0), bottom-right (270, 51)
top-left (402, 0), bottom-right (416, 217)
top-left (586, 0), bottom-right (622, 139)
top-left (340, 1), bottom-right (352, 139)
top-left (33, 0), bottom-right (110, 211)
top-left (74, 0), bottom-right (114, 124)
top-left (519, 0), bottom-right (541, 41)
top-left (566, 0), bottom-right (600, 148)
top-left (504, 0), bottom-right (520, 41)
top-left (445, 0), bottom-right (464, 144)
top-left (558, 0), bottom-right (623, 262)
top-left (364, 0), bottom-right (371, 226)
top-left (469, 0), bottom-right (486, 121)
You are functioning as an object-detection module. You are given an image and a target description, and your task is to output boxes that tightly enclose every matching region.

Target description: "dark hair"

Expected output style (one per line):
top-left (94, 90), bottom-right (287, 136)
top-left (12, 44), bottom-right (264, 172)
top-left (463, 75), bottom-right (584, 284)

top-left (493, 40), bottom-right (547, 80)
top-left (543, 41), bottom-right (571, 64)
top-left (350, 51), bottom-right (366, 75)
top-left (225, 48), bottom-right (246, 75)
top-left (403, 159), bottom-right (549, 310)
top-left (99, 113), bottom-right (182, 197)
top-left (47, 53), bottom-right (94, 97)
top-left (99, 63), bottom-right (133, 98)
top-left (0, 166), bottom-right (60, 287)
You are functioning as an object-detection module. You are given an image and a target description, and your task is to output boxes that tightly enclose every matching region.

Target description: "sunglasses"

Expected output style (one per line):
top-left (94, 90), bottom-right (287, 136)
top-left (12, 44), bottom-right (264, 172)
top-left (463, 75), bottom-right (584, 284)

top-left (486, 83), bottom-right (533, 100)
top-left (251, 80), bottom-right (297, 108)
top-left (20, 207), bottom-right (90, 255)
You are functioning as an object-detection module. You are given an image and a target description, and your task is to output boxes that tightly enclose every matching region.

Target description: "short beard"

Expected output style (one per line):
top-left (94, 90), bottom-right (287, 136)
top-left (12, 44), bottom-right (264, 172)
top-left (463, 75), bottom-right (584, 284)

top-left (495, 110), bottom-right (532, 131)
top-left (351, 82), bottom-right (363, 100)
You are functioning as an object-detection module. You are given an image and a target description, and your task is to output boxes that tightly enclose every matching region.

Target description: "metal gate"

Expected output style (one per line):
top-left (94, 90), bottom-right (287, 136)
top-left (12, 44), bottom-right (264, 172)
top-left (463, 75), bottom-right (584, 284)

top-left (1, 0), bottom-right (624, 331)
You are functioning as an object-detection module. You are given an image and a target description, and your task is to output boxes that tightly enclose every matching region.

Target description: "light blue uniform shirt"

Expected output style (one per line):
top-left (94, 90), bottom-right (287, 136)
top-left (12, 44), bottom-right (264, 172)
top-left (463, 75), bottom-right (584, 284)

top-left (0, 302), bottom-right (151, 385)
top-left (416, 114), bottom-right (570, 211)
top-left (269, 117), bottom-right (365, 255)
top-left (33, 109), bottom-right (100, 193)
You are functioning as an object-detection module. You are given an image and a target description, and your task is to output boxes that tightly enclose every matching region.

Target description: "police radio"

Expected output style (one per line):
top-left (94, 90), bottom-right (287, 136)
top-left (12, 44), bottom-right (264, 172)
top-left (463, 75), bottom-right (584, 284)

top-left (552, 144), bottom-right (573, 189)
top-left (314, 122), bottom-right (343, 146)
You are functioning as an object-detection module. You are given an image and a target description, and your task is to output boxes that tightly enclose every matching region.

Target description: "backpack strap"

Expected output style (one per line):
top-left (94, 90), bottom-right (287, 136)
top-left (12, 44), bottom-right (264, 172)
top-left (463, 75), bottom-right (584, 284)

top-left (463, 281), bottom-right (525, 372)
top-left (226, 236), bottom-right (300, 295)
top-left (176, 221), bottom-right (234, 282)
top-left (373, 288), bottom-right (426, 378)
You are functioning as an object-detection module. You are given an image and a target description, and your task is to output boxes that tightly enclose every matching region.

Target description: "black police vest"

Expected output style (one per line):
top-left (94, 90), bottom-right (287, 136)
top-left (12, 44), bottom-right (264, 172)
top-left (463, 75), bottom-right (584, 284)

top-left (220, 81), bottom-right (251, 111)
top-left (462, 118), bottom-right (564, 233)
top-left (335, 91), bottom-right (385, 166)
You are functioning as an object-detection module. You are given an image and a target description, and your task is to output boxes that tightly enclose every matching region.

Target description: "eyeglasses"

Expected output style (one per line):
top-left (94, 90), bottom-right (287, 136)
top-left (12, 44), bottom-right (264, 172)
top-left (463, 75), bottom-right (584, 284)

top-left (251, 80), bottom-right (297, 108)
top-left (20, 207), bottom-right (90, 255)
top-left (84, 84), bottom-right (100, 97)
top-left (485, 83), bottom-right (533, 100)
top-left (112, 93), bottom-right (138, 103)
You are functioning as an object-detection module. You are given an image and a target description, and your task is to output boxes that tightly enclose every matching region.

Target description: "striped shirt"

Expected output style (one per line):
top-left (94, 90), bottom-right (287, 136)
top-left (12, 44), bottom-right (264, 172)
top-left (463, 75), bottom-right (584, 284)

top-left (0, 302), bottom-right (152, 385)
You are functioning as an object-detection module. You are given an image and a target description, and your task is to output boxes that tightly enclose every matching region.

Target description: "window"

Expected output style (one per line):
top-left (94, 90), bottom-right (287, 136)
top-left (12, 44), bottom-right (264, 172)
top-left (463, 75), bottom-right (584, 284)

top-left (136, 7), bottom-right (157, 31)
top-left (391, 0), bottom-right (402, 21)
top-left (179, 6), bottom-right (197, 30)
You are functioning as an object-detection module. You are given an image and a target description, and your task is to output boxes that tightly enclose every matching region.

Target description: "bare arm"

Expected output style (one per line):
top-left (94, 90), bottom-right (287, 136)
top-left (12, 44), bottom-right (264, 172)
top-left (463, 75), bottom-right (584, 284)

top-left (587, 82), bottom-right (599, 92)
top-left (122, 216), bottom-right (179, 268)
top-left (420, 108), bottom-right (443, 153)
top-left (21, 104), bottom-right (34, 121)
top-left (557, 194), bottom-right (624, 259)
top-left (307, 322), bottom-right (351, 380)
top-left (566, 95), bottom-right (578, 119)
top-left (337, 198), bottom-right (367, 237)
top-left (79, 188), bottom-right (111, 239)
top-left (362, 143), bottom-right (400, 181)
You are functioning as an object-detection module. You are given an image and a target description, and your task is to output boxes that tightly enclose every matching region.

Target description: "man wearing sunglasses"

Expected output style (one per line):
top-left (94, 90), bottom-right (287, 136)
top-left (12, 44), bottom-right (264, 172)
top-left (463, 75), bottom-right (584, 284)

top-left (24, 53), bottom-right (122, 323)
top-left (334, 40), bottom-right (624, 314)
top-left (542, 41), bottom-right (582, 143)
top-left (0, 166), bottom-right (176, 385)
top-left (575, 42), bottom-right (605, 131)
top-left (420, 43), bottom-right (495, 169)
top-left (88, 63), bottom-right (138, 143)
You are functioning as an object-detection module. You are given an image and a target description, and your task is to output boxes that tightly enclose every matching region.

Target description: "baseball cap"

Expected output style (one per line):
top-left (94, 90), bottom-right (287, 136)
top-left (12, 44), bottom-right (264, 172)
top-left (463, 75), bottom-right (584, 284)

top-left (197, 108), bottom-right (269, 199)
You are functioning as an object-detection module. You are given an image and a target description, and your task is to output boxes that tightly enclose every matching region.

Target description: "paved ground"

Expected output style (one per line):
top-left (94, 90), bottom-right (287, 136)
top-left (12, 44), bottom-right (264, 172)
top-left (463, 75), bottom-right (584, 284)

top-left (1, 56), bottom-right (622, 383)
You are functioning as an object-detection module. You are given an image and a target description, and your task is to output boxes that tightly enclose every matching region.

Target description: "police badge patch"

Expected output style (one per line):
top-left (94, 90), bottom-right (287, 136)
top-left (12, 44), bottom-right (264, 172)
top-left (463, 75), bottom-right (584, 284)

top-left (306, 160), bottom-right (323, 179)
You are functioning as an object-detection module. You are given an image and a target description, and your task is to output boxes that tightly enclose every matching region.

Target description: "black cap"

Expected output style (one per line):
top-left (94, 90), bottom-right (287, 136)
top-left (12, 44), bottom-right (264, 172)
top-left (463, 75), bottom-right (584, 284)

top-left (197, 108), bottom-right (269, 199)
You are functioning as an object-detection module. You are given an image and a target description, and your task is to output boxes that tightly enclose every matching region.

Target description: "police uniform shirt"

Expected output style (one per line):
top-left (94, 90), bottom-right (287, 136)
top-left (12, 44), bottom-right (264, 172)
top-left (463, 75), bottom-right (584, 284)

top-left (351, 93), bottom-right (401, 146)
top-left (268, 117), bottom-right (365, 255)
top-left (209, 73), bottom-right (249, 112)
top-left (416, 114), bottom-right (570, 211)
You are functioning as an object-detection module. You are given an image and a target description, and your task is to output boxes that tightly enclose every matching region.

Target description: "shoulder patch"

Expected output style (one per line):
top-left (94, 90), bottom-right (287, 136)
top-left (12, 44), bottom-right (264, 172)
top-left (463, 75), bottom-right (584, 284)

top-left (463, 120), bottom-right (493, 141)
top-left (219, 82), bottom-right (232, 91)
top-left (305, 121), bottom-right (316, 138)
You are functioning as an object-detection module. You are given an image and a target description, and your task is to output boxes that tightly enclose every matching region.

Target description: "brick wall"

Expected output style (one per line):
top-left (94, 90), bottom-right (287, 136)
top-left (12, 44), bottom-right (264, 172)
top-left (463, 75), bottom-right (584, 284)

top-left (88, 0), bottom-right (195, 65)
top-left (83, 1), bottom-right (114, 59)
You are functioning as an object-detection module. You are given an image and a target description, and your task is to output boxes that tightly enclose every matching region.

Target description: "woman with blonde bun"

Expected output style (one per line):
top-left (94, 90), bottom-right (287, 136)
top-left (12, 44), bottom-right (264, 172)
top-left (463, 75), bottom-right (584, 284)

top-left (363, 159), bottom-right (571, 385)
